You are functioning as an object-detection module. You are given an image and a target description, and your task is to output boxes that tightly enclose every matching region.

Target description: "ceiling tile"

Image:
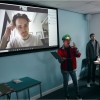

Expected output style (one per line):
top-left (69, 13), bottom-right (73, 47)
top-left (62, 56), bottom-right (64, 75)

top-left (4, 0), bottom-right (100, 14)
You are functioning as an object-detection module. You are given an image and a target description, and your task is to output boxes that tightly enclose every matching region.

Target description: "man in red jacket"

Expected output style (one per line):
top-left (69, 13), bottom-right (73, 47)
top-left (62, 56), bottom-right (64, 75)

top-left (57, 34), bottom-right (81, 99)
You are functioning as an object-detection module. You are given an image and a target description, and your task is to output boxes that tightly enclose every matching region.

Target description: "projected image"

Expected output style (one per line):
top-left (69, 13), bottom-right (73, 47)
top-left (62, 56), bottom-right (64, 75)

top-left (0, 3), bottom-right (58, 55)
top-left (0, 10), bottom-right (49, 49)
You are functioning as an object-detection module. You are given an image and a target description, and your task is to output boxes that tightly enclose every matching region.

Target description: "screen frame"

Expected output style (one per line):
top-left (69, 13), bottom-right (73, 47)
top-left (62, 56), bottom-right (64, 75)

top-left (0, 1), bottom-right (59, 57)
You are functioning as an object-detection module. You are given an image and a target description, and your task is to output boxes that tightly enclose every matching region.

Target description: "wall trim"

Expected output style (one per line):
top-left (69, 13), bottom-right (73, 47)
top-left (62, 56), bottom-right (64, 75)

top-left (31, 77), bottom-right (78, 99)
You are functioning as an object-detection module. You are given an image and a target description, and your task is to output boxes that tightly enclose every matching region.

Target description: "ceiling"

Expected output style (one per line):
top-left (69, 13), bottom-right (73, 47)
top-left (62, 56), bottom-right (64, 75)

top-left (7, 0), bottom-right (100, 14)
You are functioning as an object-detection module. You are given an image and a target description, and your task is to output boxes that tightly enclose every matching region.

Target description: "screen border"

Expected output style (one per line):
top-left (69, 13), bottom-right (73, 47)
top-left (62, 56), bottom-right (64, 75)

top-left (0, 1), bottom-right (59, 57)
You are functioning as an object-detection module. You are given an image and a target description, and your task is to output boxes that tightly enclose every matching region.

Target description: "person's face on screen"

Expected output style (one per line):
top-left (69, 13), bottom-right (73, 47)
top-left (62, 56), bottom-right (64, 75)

top-left (64, 39), bottom-right (71, 47)
top-left (15, 18), bottom-right (29, 38)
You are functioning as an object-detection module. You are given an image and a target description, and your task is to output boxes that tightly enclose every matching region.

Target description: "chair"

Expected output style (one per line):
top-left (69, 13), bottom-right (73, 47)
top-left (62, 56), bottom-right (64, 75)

top-left (80, 58), bottom-right (88, 79)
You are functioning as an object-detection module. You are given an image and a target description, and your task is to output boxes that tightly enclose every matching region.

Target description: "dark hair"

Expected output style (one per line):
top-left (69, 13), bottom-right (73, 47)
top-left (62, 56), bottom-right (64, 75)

top-left (90, 33), bottom-right (95, 38)
top-left (12, 13), bottom-right (30, 26)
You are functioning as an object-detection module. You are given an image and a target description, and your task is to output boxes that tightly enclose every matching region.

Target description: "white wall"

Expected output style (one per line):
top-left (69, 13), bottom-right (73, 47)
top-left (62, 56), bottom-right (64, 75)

top-left (0, 9), bottom-right (88, 99)
top-left (58, 9), bottom-right (88, 76)
top-left (90, 14), bottom-right (100, 43)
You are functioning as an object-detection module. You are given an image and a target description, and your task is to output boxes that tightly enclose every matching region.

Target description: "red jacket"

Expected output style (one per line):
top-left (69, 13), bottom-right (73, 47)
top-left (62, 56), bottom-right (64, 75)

top-left (57, 45), bottom-right (81, 71)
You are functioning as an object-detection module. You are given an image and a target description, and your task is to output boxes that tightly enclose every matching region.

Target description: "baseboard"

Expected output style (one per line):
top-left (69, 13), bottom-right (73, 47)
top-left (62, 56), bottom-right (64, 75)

top-left (31, 84), bottom-right (63, 99)
top-left (31, 77), bottom-right (80, 100)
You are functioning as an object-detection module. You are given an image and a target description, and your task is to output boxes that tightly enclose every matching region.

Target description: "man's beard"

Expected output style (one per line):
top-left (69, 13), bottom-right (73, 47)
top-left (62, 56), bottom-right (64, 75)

top-left (21, 31), bottom-right (29, 40)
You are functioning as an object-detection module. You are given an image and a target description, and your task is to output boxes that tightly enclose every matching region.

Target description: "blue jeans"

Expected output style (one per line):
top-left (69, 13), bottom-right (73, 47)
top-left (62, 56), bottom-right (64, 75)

top-left (61, 70), bottom-right (79, 97)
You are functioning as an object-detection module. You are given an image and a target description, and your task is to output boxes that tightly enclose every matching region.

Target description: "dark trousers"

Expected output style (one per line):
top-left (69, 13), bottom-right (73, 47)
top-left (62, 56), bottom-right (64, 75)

top-left (87, 61), bottom-right (96, 83)
top-left (61, 70), bottom-right (79, 97)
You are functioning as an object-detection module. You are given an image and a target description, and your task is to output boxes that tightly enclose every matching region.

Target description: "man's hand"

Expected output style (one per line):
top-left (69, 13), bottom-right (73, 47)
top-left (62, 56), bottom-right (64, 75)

top-left (0, 22), bottom-right (15, 49)
top-left (62, 57), bottom-right (66, 60)
top-left (73, 42), bottom-right (77, 48)
top-left (4, 22), bottom-right (15, 38)
top-left (61, 57), bottom-right (66, 62)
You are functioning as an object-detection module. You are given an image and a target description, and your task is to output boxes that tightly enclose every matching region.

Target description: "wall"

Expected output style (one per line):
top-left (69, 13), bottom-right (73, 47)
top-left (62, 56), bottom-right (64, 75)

top-left (89, 13), bottom-right (100, 43)
top-left (0, 9), bottom-right (88, 99)
top-left (58, 9), bottom-right (88, 76)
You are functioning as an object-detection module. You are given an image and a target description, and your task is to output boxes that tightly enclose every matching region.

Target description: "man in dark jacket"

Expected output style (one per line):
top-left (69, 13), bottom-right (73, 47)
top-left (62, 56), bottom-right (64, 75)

top-left (57, 34), bottom-right (81, 99)
top-left (86, 33), bottom-right (100, 87)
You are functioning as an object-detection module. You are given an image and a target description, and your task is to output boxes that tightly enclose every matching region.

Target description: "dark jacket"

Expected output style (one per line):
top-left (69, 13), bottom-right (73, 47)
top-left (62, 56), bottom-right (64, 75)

top-left (86, 40), bottom-right (100, 61)
top-left (57, 45), bottom-right (81, 71)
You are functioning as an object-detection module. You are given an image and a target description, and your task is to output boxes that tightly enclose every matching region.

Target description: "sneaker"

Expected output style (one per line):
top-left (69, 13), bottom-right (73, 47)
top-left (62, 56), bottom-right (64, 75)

top-left (87, 83), bottom-right (91, 87)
